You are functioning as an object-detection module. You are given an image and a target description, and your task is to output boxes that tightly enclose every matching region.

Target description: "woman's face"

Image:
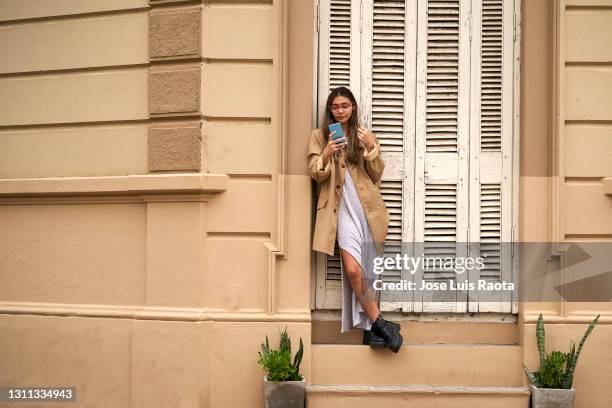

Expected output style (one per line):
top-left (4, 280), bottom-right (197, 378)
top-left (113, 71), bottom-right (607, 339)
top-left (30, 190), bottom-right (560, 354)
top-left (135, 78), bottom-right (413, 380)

top-left (330, 96), bottom-right (353, 125)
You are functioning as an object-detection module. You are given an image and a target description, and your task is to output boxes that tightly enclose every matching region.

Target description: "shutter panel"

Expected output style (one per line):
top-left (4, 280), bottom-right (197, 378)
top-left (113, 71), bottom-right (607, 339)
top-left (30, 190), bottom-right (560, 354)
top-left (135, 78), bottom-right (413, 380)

top-left (479, 184), bottom-right (502, 279)
top-left (480, 0), bottom-right (503, 151)
top-left (361, 0), bottom-right (416, 311)
top-left (329, 0), bottom-right (352, 89)
top-left (379, 179), bottom-right (404, 309)
top-left (467, 0), bottom-right (515, 313)
top-left (316, 0), bottom-right (362, 309)
top-left (370, 0), bottom-right (406, 153)
top-left (317, 0), bottom-right (362, 119)
top-left (425, 0), bottom-right (460, 153)
top-left (414, 0), bottom-right (470, 313)
top-left (423, 184), bottom-right (458, 283)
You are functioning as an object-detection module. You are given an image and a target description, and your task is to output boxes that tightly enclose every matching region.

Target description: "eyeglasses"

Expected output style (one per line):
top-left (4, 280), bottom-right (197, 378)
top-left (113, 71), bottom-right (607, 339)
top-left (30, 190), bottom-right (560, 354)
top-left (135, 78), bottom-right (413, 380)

top-left (330, 103), bottom-right (353, 112)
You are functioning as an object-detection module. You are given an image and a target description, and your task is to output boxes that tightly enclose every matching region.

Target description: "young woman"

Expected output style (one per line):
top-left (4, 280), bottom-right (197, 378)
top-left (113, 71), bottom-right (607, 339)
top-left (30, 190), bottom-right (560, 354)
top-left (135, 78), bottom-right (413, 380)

top-left (307, 86), bottom-right (404, 353)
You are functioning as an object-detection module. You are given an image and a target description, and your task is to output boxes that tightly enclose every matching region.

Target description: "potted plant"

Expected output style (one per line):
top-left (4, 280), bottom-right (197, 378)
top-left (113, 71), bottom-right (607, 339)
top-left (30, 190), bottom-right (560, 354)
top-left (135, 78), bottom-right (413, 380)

top-left (257, 326), bottom-right (305, 408)
top-left (523, 313), bottom-right (600, 408)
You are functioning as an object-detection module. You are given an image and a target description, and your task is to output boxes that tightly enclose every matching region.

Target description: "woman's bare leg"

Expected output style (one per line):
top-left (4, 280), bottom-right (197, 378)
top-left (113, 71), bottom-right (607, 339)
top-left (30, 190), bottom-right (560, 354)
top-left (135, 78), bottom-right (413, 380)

top-left (340, 248), bottom-right (380, 322)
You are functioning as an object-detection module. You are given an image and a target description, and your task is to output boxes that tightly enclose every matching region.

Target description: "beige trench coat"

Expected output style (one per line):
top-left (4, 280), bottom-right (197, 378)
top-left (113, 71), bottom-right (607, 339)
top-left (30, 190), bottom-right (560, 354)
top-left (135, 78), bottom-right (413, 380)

top-left (307, 128), bottom-right (390, 257)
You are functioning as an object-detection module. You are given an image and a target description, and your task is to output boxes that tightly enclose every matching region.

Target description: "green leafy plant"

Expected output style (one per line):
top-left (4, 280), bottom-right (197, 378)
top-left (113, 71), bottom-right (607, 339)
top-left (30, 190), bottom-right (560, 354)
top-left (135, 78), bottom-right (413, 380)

top-left (523, 313), bottom-right (600, 389)
top-left (257, 326), bottom-right (304, 382)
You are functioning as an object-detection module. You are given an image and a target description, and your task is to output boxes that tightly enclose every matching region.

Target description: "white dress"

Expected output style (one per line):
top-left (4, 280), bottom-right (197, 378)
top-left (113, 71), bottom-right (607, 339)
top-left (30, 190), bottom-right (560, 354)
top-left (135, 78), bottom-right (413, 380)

top-left (337, 169), bottom-right (380, 333)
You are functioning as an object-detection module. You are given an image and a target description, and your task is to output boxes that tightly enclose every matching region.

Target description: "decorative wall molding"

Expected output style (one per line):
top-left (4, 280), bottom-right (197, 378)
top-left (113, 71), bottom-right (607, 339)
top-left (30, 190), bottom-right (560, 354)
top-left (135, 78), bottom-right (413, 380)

top-left (522, 312), bottom-right (612, 324)
top-left (0, 301), bottom-right (311, 323)
top-left (149, 122), bottom-right (201, 171)
top-left (149, 6), bottom-right (201, 60)
top-left (149, 64), bottom-right (201, 116)
top-left (0, 173), bottom-right (228, 203)
top-left (264, 0), bottom-right (289, 314)
top-left (148, 1), bottom-right (203, 171)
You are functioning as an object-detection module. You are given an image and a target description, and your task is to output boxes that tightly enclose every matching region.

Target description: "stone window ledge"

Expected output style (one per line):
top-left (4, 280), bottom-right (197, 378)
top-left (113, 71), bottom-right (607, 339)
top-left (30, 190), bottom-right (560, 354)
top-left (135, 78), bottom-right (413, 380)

top-left (0, 173), bottom-right (228, 198)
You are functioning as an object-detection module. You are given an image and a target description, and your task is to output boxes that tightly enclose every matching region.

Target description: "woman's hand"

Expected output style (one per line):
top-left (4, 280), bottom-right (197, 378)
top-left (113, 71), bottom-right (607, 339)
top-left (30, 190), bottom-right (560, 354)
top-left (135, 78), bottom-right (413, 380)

top-left (357, 127), bottom-right (376, 151)
top-left (322, 130), bottom-right (347, 165)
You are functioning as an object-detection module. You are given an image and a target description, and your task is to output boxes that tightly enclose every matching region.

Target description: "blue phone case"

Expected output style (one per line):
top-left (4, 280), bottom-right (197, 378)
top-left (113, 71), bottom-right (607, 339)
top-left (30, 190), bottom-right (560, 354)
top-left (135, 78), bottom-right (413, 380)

top-left (328, 123), bottom-right (345, 141)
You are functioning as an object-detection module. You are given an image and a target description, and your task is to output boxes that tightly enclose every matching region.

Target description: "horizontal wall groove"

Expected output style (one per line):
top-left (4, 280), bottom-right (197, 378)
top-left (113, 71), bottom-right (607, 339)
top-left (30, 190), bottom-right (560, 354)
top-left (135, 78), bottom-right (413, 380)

top-left (203, 116), bottom-right (271, 123)
top-left (206, 232), bottom-right (271, 239)
top-left (0, 117), bottom-right (270, 132)
top-left (565, 62), bottom-right (612, 67)
top-left (206, 1), bottom-right (273, 5)
top-left (149, 60), bottom-right (273, 67)
top-left (0, 6), bottom-right (151, 26)
top-left (565, 5), bottom-right (612, 11)
top-left (564, 121), bottom-right (612, 128)
top-left (564, 234), bottom-right (612, 240)
top-left (150, 0), bottom-right (204, 8)
top-left (0, 63), bottom-right (150, 79)
top-left (0, 301), bottom-right (311, 322)
top-left (147, 57), bottom-right (202, 66)
top-left (204, 58), bottom-right (273, 64)
top-left (227, 174), bottom-right (272, 181)
top-left (565, 120), bottom-right (612, 125)
top-left (0, 119), bottom-right (152, 132)
top-left (564, 177), bottom-right (606, 183)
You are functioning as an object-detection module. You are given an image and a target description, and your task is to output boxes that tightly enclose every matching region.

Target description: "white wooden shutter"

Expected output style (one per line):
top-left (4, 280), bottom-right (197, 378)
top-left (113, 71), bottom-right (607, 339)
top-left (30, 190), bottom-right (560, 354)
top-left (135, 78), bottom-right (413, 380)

top-left (467, 0), bottom-right (515, 313)
top-left (360, 0), bottom-right (418, 311)
top-left (316, 0), bottom-right (361, 309)
top-left (314, 0), bottom-right (519, 313)
top-left (413, 0), bottom-right (470, 313)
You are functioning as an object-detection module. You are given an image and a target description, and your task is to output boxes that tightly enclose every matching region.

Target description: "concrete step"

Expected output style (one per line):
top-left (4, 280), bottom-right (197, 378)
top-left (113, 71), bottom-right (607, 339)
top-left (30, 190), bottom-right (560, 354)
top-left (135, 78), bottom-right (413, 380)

top-left (312, 318), bottom-right (518, 345)
top-left (307, 384), bottom-right (530, 408)
top-left (311, 344), bottom-right (524, 387)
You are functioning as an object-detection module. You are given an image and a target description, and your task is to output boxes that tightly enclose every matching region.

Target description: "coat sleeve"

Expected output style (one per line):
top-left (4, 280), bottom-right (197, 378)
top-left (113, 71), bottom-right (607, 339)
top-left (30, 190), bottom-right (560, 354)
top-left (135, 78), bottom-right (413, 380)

top-left (307, 129), bottom-right (332, 183)
top-left (363, 133), bottom-right (385, 183)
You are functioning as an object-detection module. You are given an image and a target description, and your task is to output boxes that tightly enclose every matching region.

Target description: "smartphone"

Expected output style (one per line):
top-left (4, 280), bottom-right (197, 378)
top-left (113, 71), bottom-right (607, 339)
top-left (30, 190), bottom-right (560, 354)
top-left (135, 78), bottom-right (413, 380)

top-left (328, 122), bottom-right (345, 142)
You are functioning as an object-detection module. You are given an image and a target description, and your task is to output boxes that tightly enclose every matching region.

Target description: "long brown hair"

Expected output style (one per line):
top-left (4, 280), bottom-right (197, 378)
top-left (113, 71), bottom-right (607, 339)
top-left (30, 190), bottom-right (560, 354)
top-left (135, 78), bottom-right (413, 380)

top-left (321, 86), bottom-right (361, 164)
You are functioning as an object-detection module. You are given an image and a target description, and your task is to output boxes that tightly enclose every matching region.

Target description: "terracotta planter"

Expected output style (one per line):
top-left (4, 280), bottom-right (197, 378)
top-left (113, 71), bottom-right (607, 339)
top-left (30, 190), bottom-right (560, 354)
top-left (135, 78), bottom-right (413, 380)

top-left (263, 376), bottom-right (305, 408)
top-left (530, 383), bottom-right (575, 408)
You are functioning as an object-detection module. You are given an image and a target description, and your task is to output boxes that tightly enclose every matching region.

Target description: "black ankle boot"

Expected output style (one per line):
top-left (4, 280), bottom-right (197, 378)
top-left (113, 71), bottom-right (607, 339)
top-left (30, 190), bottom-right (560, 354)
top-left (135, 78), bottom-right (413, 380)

top-left (371, 315), bottom-right (403, 353)
top-left (363, 330), bottom-right (386, 348)
top-left (363, 321), bottom-right (401, 348)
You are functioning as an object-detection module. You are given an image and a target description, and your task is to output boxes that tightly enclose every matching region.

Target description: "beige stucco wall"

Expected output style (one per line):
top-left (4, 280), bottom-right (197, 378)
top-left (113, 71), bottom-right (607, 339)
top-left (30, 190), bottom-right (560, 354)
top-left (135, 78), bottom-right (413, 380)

top-left (0, 0), bottom-right (610, 407)
top-left (519, 1), bottom-right (612, 407)
top-left (0, 1), bottom-right (312, 407)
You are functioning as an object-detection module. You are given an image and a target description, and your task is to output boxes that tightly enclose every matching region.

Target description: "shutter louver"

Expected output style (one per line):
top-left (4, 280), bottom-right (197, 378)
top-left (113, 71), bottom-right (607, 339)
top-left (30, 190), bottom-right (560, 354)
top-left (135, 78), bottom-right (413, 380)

top-left (424, 184), bottom-right (457, 243)
top-left (426, 0), bottom-right (460, 153)
top-left (381, 180), bottom-right (403, 243)
top-left (424, 184), bottom-right (457, 281)
top-left (380, 180), bottom-right (403, 284)
top-left (329, 0), bottom-right (352, 90)
top-left (479, 184), bottom-right (501, 280)
top-left (421, 183), bottom-right (461, 310)
top-left (480, 0), bottom-right (503, 151)
top-left (326, 243), bottom-right (343, 281)
top-left (372, 0), bottom-right (406, 152)
top-left (321, 243), bottom-right (342, 309)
